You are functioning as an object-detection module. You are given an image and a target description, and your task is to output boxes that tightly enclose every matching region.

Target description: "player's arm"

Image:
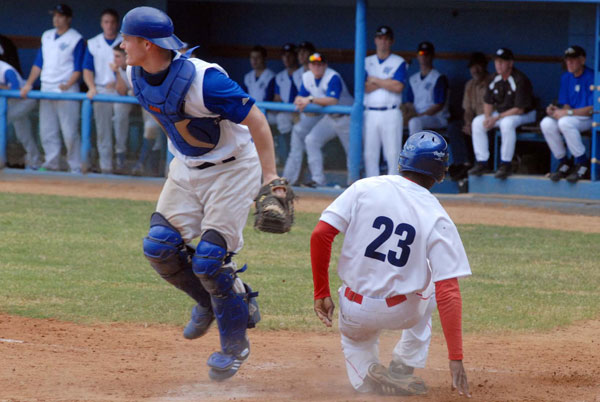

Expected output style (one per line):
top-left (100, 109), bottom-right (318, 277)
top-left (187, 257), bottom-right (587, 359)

top-left (21, 49), bottom-right (43, 98)
top-left (310, 220), bottom-right (340, 327)
top-left (241, 105), bottom-right (279, 184)
top-left (367, 62), bottom-right (407, 94)
top-left (83, 47), bottom-right (97, 99)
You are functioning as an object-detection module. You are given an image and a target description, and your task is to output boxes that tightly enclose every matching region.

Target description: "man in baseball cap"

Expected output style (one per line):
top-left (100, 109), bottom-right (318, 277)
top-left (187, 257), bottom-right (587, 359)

top-left (540, 45), bottom-right (593, 182)
top-left (375, 25), bottom-right (394, 40)
top-left (494, 47), bottom-right (514, 61)
top-left (417, 41), bottom-right (435, 56)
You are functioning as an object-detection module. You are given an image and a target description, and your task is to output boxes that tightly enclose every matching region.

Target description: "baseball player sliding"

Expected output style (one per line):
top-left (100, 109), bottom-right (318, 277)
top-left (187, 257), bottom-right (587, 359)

top-left (310, 131), bottom-right (471, 397)
top-left (120, 7), bottom-right (284, 381)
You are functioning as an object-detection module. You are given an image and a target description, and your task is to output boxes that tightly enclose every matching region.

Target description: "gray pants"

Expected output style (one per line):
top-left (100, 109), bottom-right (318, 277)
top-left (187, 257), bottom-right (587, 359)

top-left (39, 99), bottom-right (81, 171)
top-left (7, 98), bottom-right (41, 168)
top-left (282, 113), bottom-right (323, 184)
top-left (305, 114), bottom-right (350, 186)
top-left (93, 90), bottom-right (132, 172)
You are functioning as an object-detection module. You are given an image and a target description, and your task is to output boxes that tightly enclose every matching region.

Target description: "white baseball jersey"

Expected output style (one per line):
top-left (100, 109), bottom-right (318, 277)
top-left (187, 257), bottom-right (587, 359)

top-left (408, 69), bottom-right (449, 117)
top-left (292, 65), bottom-right (308, 96)
top-left (320, 175), bottom-right (471, 298)
top-left (40, 28), bottom-right (83, 92)
top-left (127, 57), bottom-right (253, 167)
top-left (243, 68), bottom-right (275, 102)
top-left (0, 60), bottom-right (24, 88)
top-left (275, 68), bottom-right (297, 103)
top-left (364, 53), bottom-right (405, 108)
top-left (87, 33), bottom-right (122, 86)
top-left (301, 67), bottom-right (353, 106)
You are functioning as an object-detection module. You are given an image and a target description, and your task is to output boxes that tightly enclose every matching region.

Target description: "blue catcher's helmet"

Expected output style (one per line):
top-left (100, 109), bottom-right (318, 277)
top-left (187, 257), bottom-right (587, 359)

top-left (121, 7), bottom-right (184, 50)
top-left (398, 130), bottom-right (449, 183)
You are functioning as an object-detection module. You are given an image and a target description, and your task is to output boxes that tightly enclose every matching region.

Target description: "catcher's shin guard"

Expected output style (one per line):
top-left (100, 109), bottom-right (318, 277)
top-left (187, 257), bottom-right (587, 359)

top-left (142, 212), bottom-right (211, 308)
top-left (192, 230), bottom-right (260, 381)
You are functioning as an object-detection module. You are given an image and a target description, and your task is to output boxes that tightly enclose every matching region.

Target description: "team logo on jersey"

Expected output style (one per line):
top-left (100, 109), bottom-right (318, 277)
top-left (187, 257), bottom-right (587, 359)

top-left (575, 84), bottom-right (581, 92)
top-left (59, 43), bottom-right (68, 51)
top-left (383, 66), bottom-right (392, 74)
top-left (425, 83), bottom-right (432, 90)
top-left (242, 97), bottom-right (249, 105)
top-left (148, 105), bottom-right (161, 114)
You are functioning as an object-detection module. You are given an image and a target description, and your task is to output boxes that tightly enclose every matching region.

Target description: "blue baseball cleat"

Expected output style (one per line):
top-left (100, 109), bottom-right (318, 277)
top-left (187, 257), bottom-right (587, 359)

top-left (207, 338), bottom-right (250, 381)
top-left (183, 304), bottom-right (214, 340)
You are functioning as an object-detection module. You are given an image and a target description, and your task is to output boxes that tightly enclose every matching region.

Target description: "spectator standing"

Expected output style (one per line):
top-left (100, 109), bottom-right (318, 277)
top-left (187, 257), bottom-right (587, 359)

top-left (469, 48), bottom-right (536, 179)
top-left (20, 4), bottom-right (84, 173)
top-left (540, 45), bottom-right (593, 183)
top-left (286, 53), bottom-right (353, 187)
top-left (273, 43), bottom-right (299, 165)
top-left (83, 9), bottom-right (125, 174)
top-left (0, 60), bottom-right (41, 169)
top-left (363, 25), bottom-right (407, 177)
top-left (405, 42), bottom-right (449, 135)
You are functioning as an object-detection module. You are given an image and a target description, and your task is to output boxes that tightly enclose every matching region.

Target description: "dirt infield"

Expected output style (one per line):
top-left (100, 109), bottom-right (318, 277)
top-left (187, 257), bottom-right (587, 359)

top-left (1, 174), bottom-right (600, 401)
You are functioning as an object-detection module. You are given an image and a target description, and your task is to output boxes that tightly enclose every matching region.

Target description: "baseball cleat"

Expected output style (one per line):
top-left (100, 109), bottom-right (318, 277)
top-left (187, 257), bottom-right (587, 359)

top-left (183, 304), bottom-right (214, 340)
top-left (367, 363), bottom-right (427, 396)
top-left (207, 346), bottom-right (250, 381)
top-left (389, 359), bottom-right (415, 376)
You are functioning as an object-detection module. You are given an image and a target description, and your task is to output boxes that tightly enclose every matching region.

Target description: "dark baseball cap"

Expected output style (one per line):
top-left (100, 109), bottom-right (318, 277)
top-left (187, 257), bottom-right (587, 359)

top-left (308, 52), bottom-right (326, 63)
top-left (50, 4), bottom-right (72, 17)
top-left (375, 25), bottom-right (393, 39)
top-left (298, 41), bottom-right (316, 53)
top-left (417, 41), bottom-right (434, 55)
top-left (282, 43), bottom-right (296, 53)
top-left (564, 45), bottom-right (586, 58)
top-left (468, 52), bottom-right (488, 68)
top-left (494, 48), bottom-right (514, 60)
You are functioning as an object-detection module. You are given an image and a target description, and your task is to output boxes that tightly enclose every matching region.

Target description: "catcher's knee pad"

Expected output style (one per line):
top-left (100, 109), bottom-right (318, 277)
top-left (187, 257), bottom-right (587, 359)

top-left (142, 213), bottom-right (208, 304)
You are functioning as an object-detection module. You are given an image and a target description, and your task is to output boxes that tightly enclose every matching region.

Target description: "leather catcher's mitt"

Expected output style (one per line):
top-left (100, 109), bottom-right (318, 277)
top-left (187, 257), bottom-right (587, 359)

top-left (254, 178), bottom-right (295, 234)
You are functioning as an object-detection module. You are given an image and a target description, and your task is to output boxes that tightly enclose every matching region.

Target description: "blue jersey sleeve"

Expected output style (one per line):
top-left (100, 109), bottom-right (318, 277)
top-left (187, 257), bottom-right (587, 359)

top-left (73, 39), bottom-right (85, 72)
top-left (4, 70), bottom-right (21, 89)
top-left (82, 47), bottom-right (95, 72)
top-left (274, 81), bottom-right (280, 96)
top-left (326, 74), bottom-right (342, 99)
top-left (558, 72), bottom-right (569, 106)
top-left (289, 78), bottom-right (298, 103)
top-left (202, 67), bottom-right (256, 124)
top-left (298, 82), bottom-right (310, 97)
top-left (34, 49), bottom-right (43, 68)
top-left (265, 76), bottom-right (275, 101)
top-left (585, 70), bottom-right (594, 107)
top-left (392, 62), bottom-right (407, 84)
top-left (433, 75), bottom-right (448, 104)
top-left (405, 82), bottom-right (414, 103)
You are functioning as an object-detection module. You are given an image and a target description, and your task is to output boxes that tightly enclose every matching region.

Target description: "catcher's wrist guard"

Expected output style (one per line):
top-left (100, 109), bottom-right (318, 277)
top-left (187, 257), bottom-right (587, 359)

top-left (254, 177), bottom-right (295, 234)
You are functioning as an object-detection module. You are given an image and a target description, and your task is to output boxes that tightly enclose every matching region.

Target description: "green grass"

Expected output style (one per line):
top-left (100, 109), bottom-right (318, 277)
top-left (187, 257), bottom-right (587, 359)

top-left (1, 192), bottom-right (599, 334)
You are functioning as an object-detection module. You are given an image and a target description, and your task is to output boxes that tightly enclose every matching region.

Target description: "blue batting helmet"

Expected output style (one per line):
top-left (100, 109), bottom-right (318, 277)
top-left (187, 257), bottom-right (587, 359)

top-left (398, 131), bottom-right (448, 183)
top-left (121, 7), bottom-right (184, 50)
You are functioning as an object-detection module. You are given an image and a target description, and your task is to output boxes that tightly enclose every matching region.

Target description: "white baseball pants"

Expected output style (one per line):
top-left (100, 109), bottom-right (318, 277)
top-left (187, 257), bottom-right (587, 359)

top-left (305, 114), bottom-right (350, 186)
top-left (471, 110), bottom-right (536, 163)
top-left (39, 98), bottom-right (81, 171)
top-left (363, 109), bottom-right (403, 177)
top-left (408, 115), bottom-right (447, 135)
top-left (282, 113), bottom-right (323, 184)
top-left (338, 281), bottom-right (436, 392)
top-left (540, 115), bottom-right (591, 159)
top-left (156, 142), bottom-right (261, 252)
top-left (7, 98), bottom-right (41, 168)
top-left (275, 112), bottom-right (294, 135)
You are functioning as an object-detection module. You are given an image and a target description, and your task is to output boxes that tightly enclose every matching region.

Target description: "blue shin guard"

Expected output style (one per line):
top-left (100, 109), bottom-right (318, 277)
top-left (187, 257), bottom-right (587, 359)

top-left (192, 231), bottom-right (260, 381)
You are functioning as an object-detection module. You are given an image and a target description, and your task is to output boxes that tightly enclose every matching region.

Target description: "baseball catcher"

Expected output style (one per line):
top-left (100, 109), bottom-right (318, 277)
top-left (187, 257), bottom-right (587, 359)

top-left (254, 177), bottom-right (295, 233)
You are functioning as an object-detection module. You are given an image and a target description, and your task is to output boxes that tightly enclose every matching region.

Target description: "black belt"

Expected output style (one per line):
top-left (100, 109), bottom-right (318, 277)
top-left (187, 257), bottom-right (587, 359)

top-left (367, 105), bottom-right (398, 111)
top-left (196, 156), bottom-right (236, 170)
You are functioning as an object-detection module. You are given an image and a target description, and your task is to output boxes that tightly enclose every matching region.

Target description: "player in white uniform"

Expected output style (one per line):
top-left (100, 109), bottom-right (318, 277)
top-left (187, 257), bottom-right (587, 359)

top-left (284, 53), bottom-right (353, 187)
top-left (405, 42), bottom-right (449, 136)
top-left (243, 45), bottom-right (276, 103)
top-left (272, 43), bottom-right (299, 165)
top-left (21, 4), bottom-right (84, 173)
top-left (364, 26), bottom-right (407, 177)
top-left (121, 6), bottom-right (283, 381)
top-left (292, 41), bottom-right (315, 94)
top-left (0, 60), bottom-right (41, 169)
top-left (83, 9), bottom-right (126, 174)
top-left (310, 131), bottom-right (471, 397)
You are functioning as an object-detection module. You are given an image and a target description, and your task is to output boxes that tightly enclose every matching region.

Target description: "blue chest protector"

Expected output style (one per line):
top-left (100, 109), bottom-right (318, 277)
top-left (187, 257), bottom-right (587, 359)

top-left (131, 56), bottom-right (221, 157)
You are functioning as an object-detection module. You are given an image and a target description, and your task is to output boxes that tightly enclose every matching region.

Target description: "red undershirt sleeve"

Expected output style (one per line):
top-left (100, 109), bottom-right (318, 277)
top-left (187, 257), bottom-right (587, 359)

top-left (310, 220), bottom-right (340, 300)
top-left (435, 277), bottom-right (464, 360)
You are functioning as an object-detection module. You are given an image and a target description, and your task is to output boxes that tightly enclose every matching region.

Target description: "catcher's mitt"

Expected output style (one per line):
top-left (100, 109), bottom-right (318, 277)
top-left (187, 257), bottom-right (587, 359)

top-left (254, 178), bottom-right (295, 234)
